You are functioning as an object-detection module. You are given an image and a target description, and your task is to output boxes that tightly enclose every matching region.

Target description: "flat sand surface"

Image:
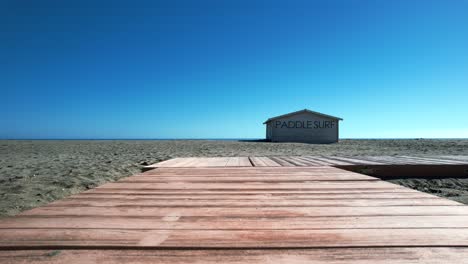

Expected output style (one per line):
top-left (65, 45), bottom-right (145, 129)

top-left (1, 139), bottom-right (468, 216)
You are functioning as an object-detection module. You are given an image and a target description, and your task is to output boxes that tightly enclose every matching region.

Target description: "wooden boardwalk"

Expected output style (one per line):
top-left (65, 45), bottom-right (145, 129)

top-left (2, 158), bottom-right (468, 263)
top-left (145, 155), bottom-right (468, 168)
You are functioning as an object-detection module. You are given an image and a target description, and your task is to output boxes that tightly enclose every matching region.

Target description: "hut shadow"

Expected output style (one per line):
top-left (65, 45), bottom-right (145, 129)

top-left (237, 139), bottom-right (270, 143)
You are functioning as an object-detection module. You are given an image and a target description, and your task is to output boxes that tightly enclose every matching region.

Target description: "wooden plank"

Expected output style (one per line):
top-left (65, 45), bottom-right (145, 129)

top-left (248, 157), bottom-right (268, 166)
top-left (148, 156), bottom-right (468, 168)
top-left (177, 157), bottom-right (206, 167)
top-left (76, 192), bottom-right (435, 200)
top-left (145, 158), bottom-right (183, 168)
top-left (138, 171), bottom-right (370, 177)
top-left (153, 158), bottom-right (237, 167)
top-left (141, 169), bottom-right (348, 176)
top-left (257, 157), bottom-right (282, 166)
top-left (205, 157), bottom-right (231, 167)
top-left (314, 157), bottom-right (355, 165)
top-left (239, 157), bottom-right (252, 166)
top-left (4, 215), bottom-right (468, 230)
top-left (302, 156), bottom-right (340, 165)
top-left (153, 158), bottom-right (201, 168)
top-left (225, 157), bottom-right (252, 167)
top-left (3, 248), bottom-right (468, 264)
top-left (326, 156), bottom-right (385, 165)
top-left (2, 229), bottom-right (468, 248)
top-left (173, 157), bottom-right (203, 167)
top-left (88, 187), bottom-right (418, 193)
top-left (268, 157), bottom-right (295, 166)
top-left (172, 157), bottom-right (200, 167)
top-left (21, 205), bottom-right (468, 217)
top-left (293, 156), bottom-right (324, 166)
top-left (48, 198), bottom-right (460, 207)
top-left (244, 157), bottom-right (283, 167)
top-left (278, 157), bottom-right (311, 166)
top-left (4, 157), bottom-right (468, 263)
top-left (146, 166), bottom-right (342, 172)
top-left (225, 157), bottom-right (238, 167)
top-left (117, 175), bottom-right (379, 182)
top-left (94, 181), bottom-right (411, 190)
top-left (81, 189), bottom-right (421, 194)
top-left (295, 156), bottom-right (330, 166)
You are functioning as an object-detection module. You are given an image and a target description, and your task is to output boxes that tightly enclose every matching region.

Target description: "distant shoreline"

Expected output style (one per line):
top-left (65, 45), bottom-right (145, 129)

top-left (2, 138), bottom-right (468, 141)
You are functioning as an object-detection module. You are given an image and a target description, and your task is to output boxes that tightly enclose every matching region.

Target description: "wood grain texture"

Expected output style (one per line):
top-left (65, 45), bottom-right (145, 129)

top-left (226, 157), bottom-right (252, 167)
top-left (3, 248), bottom-right (468, 264)
top-left (2, 164), bottom-right (468, 262)
top-left (249, 157), bottom-right (281, 167)
top-left (46, 198), bottom-right (461, 207)
top-left (20, 205), bottom-right (468, 217)
top-left (146, 156), bottom-right (468, 168)
top-left (117, 175), bottom-right (379, 182)
top-left (2, 228), bottom-right (468, 248)
top-left (3, 215), bottom-right (468, 229)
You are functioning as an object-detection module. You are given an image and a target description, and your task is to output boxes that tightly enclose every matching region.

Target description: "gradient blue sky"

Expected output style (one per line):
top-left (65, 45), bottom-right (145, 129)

top-left (1, 0), bottom-right (468, 139)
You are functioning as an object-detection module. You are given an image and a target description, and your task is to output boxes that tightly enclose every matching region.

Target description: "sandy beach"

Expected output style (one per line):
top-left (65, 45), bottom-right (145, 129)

top-left (1, 139), bottom-right (468, 216)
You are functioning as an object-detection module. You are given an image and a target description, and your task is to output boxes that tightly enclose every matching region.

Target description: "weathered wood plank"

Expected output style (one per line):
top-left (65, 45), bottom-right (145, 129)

top-left (81, 189), bottom-right (421, 195)
top-left (248, 156), bottom-right (267, 166)
top-left (148, 156), bottom-right (468, 168)
top-left (279, 157), bottom-right (311, 166)
top-left (48, 198), bottom-right (460, 207)
top-left (301, 156), bottom-right (339, 165)
top-left (225, 157), bottom-right (252, 167)
top-left (268, 157), bottom-right (295, 166)
top-left (4, 215), bottom-right (468, 230)
top-left (142, 169), bottom-right (347, 176)
top-left (3, 159), bottom-right (468, 263)
top-left (75, 192), bottom-right (435, 200)
top-left (192, 158), bottom-right (229, 167)
top-left (93, 182), bottom-right (412, 191)
top-left (152, 157), bottom-right (203, 168)
top-left (151, 158), bottom-right (235, 167)
top-left (21, 205), bottom-right (468, 217)
top-left (118, 175), bottom-right (379, 182)
top-left (3, 248), bottom-right (468, 264)
top-left (2, 229), bottom-right (468, 248)
top-left (145, 158), bottom-right (183, 168)
top-left (248, 156), bottom-right (280, 167)
top-left (294, 156), bottom-right (330, 165)
top-left (326, 156), bottom-right (385, 165)
top-left (150, 166), bottom-right (342, 171)
top-left (256, 157), bottom-right (282, 166)
top-left (314, 157), bottom-right (355, 165)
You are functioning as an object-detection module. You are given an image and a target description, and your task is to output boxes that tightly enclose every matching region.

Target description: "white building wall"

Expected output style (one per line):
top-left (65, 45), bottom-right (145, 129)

top-left (266, 124), bottom-right (272, 140)
top-left (268, 112), bottom-right (339, 144)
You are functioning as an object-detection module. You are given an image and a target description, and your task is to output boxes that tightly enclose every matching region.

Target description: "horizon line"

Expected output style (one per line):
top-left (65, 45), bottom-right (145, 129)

top-left (1, 138), bottom-right (468, 140)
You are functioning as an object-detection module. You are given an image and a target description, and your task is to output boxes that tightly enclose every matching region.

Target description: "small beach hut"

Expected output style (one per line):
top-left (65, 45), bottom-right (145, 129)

top-left (263, 109), bottom-right (343, 144)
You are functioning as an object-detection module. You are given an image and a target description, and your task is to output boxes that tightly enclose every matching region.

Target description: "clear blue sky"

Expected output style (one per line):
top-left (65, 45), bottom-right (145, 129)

top-left (1, 0), bottom-right (468, 139)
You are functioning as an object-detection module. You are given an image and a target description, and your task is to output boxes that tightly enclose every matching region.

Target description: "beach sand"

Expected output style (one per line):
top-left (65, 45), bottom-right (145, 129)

top-left (1, 139), bottom-right (468, 216)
